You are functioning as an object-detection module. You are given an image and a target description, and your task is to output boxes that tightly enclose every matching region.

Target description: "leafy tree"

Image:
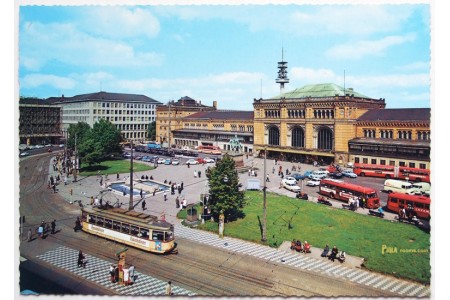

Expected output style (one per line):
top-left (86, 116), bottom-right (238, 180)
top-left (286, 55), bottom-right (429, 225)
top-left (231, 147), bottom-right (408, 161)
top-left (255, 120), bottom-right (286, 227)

top-left (90, 119), bottom-right (123, 159)
top-left (67, 122), bottom-right (91, 150)
top-left (206, 154), bottom-right (246, 222)
top-left (78, 138), bottom-right (102, 166)
top-left (147, 121), bottom-right (156, 141)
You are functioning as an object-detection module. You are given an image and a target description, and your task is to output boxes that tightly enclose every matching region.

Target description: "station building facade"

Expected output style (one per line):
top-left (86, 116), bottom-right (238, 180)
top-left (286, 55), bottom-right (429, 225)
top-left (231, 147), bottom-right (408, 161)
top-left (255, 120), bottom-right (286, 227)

top-left (155, 96), bottom-right (217, 147)
top-left (349, 108), bottom-right (431, 169)
top-left (172, 110), bottom-right (254, 152)
top-left (48, 91), bottom-right (161, 142)
top-left (252, 83), bottom-right (386, 165)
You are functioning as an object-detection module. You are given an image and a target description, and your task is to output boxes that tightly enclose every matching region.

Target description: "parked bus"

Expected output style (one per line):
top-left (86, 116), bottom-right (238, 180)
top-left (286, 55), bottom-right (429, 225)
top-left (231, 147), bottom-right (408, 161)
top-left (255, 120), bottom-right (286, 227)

top-left (198, 145), bottom-right (221, 155)
top-left (353, 163), bottom-right (430, 182)
top-left (319, 179), bottom-right (381, 209)
top-left (81, 206), bottom-right (177, 254)
top-left (386, 192), bottom-right (430, 219)
top-left (383, 179), bottom-right (416, 195)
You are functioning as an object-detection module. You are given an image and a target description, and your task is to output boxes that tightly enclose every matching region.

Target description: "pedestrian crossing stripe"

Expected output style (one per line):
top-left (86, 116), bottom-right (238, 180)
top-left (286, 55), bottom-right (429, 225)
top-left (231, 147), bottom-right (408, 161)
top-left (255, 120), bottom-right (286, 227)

top-left (399, 283), bottom-right (420, 295)
top-left (390, 281), bottom-right (408, 293)
top-left (357, 273), bottom-right (377, 284)
top-left (36, 246), bottom-right (196, 296)
top-left (381, 280), bottom-right (400, 290)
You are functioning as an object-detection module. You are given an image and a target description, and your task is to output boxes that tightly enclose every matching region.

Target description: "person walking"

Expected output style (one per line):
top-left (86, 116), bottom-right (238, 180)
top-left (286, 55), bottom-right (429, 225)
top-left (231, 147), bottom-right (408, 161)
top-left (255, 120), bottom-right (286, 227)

top-left (266, 174), bottom-right (270, 182)
top-left (165, 281), bottom-right (173, 296)
top-left (74, 217), bottom-right (81, 232)
top-left (51, 219), bottom-right (56, 234)
top-left (181, 181), bottom-right (184, 191)
top-left (164, 191), bottom-right (167, 201)
top-left (78, 250), bottom-right (86, 268)
top-left (27, 228), bottom-right (32, 242)
top-left (110, 264), bottom-right (116, 283)
top-left (141, 199), bottom-right (146, 211)
top-left (129, 264), bottom-right (135, 284)
top-left (140, 189), bottom-right (143, 199)
top-left (117, 173), bottom-right (120, 180)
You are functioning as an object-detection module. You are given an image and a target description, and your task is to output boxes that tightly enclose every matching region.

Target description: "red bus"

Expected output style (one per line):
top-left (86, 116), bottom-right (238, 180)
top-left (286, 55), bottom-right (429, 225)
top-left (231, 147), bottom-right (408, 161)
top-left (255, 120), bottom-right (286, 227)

top-left (353, 163), bottom-right (430, 182)
top-left (386, 192), bottom-right (430, 219)
top-left (198, 145), bottom-right (221, 155)
top-left (319, 179), bottom-right (381, 209)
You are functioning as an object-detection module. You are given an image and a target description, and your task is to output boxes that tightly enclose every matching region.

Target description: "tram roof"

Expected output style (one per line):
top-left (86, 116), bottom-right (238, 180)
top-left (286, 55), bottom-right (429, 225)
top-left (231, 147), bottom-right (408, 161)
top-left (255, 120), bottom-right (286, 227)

top-left (82, 206), bottom-right (173, 229)
top-left (267, 83), bottom-right (374, 100)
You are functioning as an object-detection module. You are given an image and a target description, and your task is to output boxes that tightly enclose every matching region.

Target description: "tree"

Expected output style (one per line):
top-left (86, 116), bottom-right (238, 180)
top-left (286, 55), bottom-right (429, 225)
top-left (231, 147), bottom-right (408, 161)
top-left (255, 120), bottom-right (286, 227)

top-left (206, 154), bottom-right (246, 222)
top-left (147, 121), bottom-right (156, 141)
top-left (67, 122), bottom-right (91, 150)
top-left (78, 138), bottom-right (102, 166)
top-left (90, 119), bottom-right (123, 159)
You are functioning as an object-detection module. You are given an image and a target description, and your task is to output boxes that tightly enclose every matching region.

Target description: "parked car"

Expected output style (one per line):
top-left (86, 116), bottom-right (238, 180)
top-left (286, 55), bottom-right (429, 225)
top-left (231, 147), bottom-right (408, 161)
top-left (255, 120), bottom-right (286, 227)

top-left (59, 144), bottom-right (65, 148)
top-left (157, 158), bottom-right (166, 164)
top-left (342, 169), bottom-right (357, 178)
top-left (172, 159), bottom-right (180, 165)
top-left (203, 157), bottom-right (215, 163)
top-left (141, 156), bottom-right (151, 162)
top-left (306, 178), bottom-right (321, 187)
top-left (20, 151), bottom-right (30, 157)
top-left (282, 179), bottom-right (302, 192)
top-left (309, 170), bottom-right (328, 179)
top-left (329, 171), bottom-right (343, 179)
top-left (197, 158), bottom-right (206, 164)
top-left (122, 152), bottom-right (131, 158)
top-left (164, 159), bottom-right (172, 165)
top-left (290, 172), bottom-right (312, 181)
top-left (185, 158), bottom-right (199, 165)
top-left (284, 176), bottom-right (297, 185)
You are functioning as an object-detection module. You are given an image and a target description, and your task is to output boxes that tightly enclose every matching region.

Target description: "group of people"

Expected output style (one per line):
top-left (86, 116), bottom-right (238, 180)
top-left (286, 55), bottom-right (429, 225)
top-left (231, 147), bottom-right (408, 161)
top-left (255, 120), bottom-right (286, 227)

top-left (290, 240), bottom-right (311, 254)
top-left (398, 204), bottom-right (418, 221)
top-left (321, 245), bottom-right (346, 263)
top-left (109, 264), bottom-right (136, 285)
top-left (193, 170), bottom-right (202, 178)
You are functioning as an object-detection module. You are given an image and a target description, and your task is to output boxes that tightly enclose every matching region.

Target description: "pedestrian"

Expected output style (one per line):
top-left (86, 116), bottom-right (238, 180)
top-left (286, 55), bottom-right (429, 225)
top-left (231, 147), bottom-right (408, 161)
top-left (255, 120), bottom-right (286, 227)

top-left (99, 198), bottom-right (103, 207)
top-left (171, 184), bottom-right (175, 195)
top-left (198, 171), bottom-right (201, 178)
top-left (90, 196), bottom-right (94, 205)
top-left (78, 250), bottom-right (86, 268)
top-left (272, 166), bottom-right (275, 174)
top-left (100, 177), bottom-right (103, 186)
top-left (164, 191), bottom-right (167, 201)
top-left (117, 173), bottom-right (120, 180)
top-left (176, 196), bottom-right (180, 208)
top-left (50, 175), bottom-right (54, 185)
top-left (110, 264), bottom-right (116, 283)
top-left (64, 176), bottom-right (67, 185)
top-left (74, 217), bottom-right (81, 232)
top-left (275, 159), bottom-right (277, 165)
top-left (94, 197), bottom-right (100, 206)
top-left (153, 189), bottom-right (156, 196)
top-left (178, 186), bottom-right (182, 195)
top-left (123, 267), bottom-right (130, 285)
top-left (129, 264), bottom-right (135, 284)
top-left (165, 281), bottom-right (173, 296)
top-left (27, 228), bottom-right (32, 242)
top-left (266, 174), bottom-right (270, 182)
top-left (142, 199), bottom-right (146, 211)
top-left (145, 175), bottom-right (149, 180)
top-left (51, 219), bottom-right (56, 234)
top-left (181, 181), bottom-right (184, 191)
top-left (187, 163), bottom-right (190, 168)
top-left (52, 184), bottom-right (56, 193)
top-left (140, 189), bottom-right (143, 199)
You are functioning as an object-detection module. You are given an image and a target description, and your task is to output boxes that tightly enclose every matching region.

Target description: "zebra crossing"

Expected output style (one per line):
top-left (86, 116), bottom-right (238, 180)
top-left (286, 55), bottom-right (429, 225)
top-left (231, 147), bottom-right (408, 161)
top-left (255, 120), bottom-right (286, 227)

top-left (36, 246), bottom-right (196, 296)
top-left (174, 224), bottom-right (430, 298)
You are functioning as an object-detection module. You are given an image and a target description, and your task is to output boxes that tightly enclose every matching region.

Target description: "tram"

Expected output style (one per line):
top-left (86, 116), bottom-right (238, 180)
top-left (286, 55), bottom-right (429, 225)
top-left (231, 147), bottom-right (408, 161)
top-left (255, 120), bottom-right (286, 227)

top-left (80, 206), bottom-right (177, 254)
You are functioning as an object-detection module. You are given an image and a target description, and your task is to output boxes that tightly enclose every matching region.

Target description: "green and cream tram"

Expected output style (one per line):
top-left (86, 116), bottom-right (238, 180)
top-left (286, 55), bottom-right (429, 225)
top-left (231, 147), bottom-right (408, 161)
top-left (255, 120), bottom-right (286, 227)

top-left (81, 206), bottom-right (177, 254)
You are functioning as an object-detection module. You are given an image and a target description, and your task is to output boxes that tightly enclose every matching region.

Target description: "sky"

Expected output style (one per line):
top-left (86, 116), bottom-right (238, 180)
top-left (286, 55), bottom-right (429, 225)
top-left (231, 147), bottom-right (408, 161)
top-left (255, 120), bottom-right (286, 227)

top-left (17, 2), bottom-right (431, 110)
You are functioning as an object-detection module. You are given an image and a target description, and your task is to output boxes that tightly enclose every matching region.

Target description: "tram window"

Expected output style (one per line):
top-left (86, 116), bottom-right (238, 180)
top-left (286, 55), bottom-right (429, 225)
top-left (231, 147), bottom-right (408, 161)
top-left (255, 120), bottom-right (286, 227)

top-left (425, 204), bottom-right (430, 210)
top-left (105, 219), bottom-right (112, 229)
top-left (97, 217), bottom-right (104, 226)
top-left (390, 198), bottom-right (398, 203)
top-left (152, 231), bottom-right (164, 241)
top-left (113, 221), bottom-right (121, 231)
top-left (406, 201), bottom-right (414, 207)
top-left (121, 223), bottom-right (130, 234)
top-left (130, 225), bottom-right (139, 236)
top-left (89, 215), bottom-right (96, 224)
top-left (165, 231), bottom-right (174, 241)
top-left (415, 203), bottom-right (424, 209)
top-left (139, 228), bottom-right (149, 239)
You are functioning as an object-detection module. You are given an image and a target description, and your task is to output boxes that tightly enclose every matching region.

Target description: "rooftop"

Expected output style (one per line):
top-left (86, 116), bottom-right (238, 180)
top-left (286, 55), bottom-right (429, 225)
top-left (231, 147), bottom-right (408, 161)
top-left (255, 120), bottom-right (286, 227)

top-left (184, 110), bottom-right (254, 120)
top-left (357, 108), bottom-right (430, 122)
top-left (47, 91), bottom-right (161, 104)
top-left (268, 83), bottom-right (373, 100)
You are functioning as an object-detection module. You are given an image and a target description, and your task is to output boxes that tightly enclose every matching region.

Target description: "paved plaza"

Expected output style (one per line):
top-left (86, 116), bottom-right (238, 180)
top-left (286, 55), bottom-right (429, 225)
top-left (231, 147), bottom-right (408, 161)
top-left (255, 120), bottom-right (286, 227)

top-left (43, 153), bottom-right (430, 297)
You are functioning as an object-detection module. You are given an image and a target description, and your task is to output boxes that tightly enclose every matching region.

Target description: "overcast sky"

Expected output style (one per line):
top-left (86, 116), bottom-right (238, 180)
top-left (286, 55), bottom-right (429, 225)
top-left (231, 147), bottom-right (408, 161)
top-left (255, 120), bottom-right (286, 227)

top-left (18, 2), bottom-right (431, 110)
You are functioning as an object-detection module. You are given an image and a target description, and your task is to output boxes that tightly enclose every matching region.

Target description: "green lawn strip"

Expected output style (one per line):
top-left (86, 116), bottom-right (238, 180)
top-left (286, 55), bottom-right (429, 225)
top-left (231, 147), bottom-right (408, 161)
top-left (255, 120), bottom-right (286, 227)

top-left (180, 190), bottom-right (430, 284)
top-left (79, 159), bottom-right (154, 176)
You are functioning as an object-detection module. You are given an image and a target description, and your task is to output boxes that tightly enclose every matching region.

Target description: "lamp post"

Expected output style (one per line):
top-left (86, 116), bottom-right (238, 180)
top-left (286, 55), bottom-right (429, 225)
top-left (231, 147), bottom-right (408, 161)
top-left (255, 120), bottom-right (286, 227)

top-left (262, 146), bottom-right (267, 242)
top-left (128, 139), bottom-right (134, 211)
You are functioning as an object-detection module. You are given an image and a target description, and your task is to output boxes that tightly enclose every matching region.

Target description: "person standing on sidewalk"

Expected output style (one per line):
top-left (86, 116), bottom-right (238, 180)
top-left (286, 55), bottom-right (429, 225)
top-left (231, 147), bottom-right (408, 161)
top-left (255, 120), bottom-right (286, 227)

top-left (51, 219), bottom-right (56, 234)
top-left (165, 281), bottom-right (173, 296)
top-left (141, 199), bottom-right (146, 211)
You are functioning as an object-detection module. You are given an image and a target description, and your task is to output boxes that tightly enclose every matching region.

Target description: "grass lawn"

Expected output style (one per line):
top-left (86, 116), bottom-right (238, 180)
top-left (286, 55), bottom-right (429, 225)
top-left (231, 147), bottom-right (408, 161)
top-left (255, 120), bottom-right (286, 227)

top-left (181, 190), bottom-right (430, 284)
top-left (79, 159), bottom-right (154, 176)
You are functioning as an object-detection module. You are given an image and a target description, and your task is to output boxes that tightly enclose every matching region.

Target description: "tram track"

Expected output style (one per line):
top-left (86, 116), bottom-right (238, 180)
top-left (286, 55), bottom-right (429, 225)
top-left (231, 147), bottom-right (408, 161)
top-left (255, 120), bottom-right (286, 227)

top-left (18, 154), bottom-right (396, 297)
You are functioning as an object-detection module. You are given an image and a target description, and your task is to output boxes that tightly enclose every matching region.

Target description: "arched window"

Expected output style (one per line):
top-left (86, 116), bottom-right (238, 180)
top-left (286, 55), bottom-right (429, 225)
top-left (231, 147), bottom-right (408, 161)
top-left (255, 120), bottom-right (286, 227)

top-left (291, 127), bottom-right (305, 148)
top-left (268, 126), bottom-right (280, 146)
top-left (318, 127), bottom-right (333, 150)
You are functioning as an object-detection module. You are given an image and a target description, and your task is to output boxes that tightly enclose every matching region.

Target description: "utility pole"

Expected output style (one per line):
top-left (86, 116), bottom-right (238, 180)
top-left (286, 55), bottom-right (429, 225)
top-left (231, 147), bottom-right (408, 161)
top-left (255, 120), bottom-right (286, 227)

top-left (128, 139), bottom-right (134, 211)
top-left (262, 146), bottom-right (267, 242)
top-left (73, 134), bottom-right (78, 182)
top-left (168, 101), bottom-right (171, 149)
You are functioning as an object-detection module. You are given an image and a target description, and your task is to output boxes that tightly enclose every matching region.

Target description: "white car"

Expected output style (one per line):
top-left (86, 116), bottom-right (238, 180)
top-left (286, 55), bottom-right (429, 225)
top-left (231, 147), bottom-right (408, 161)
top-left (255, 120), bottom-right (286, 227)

top-left (172, 159), bottom-right (180, 165)
top-left (309, 170), bottom-right (328, 179)
top-left (185, 158), bottom-right (199, 165)
top-left (342, 170), bottom-right (357, 178)
top-left (203, 157), bottom-right (215, 163)
top-left (157, 158), bottom-right (166, 164)
top-left (306, 178), bottom-right (321, 187)
top-left (282, 179), bottom-right (302, 192)
top-left (284, 176), bottom-right (297, 184)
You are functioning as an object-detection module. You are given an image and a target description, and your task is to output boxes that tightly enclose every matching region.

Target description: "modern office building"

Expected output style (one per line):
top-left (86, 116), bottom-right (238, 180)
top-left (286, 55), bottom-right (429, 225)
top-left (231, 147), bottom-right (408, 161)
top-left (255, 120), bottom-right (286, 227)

top-left (19, 97), bottom-right (62, 145)
top-left (48, 91), bottom-right (161, 141)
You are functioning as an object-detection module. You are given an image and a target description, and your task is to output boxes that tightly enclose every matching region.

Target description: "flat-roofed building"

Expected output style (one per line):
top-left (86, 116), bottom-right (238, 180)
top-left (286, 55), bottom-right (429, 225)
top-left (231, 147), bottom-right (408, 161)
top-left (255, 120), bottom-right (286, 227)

top-left (350, 108), bottom-right (431, 169)
top-left (48, 91), bottom-right (161, 141)
top-left (173, 110), bottom-right (254, 152)
top-left (19, 97), bottom-right (62, 145)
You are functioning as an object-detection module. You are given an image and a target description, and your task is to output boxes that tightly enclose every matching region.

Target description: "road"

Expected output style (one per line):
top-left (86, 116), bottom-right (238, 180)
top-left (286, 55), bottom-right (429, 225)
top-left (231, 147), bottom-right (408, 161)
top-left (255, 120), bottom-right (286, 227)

top-left (18, 153), bottom-right (405, 297)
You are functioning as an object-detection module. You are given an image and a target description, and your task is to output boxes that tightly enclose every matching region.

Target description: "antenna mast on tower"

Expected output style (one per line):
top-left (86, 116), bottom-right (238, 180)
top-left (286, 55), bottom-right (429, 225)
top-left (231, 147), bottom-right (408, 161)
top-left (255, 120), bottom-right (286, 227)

top-left (276, 48), bottom-right (289, 94)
